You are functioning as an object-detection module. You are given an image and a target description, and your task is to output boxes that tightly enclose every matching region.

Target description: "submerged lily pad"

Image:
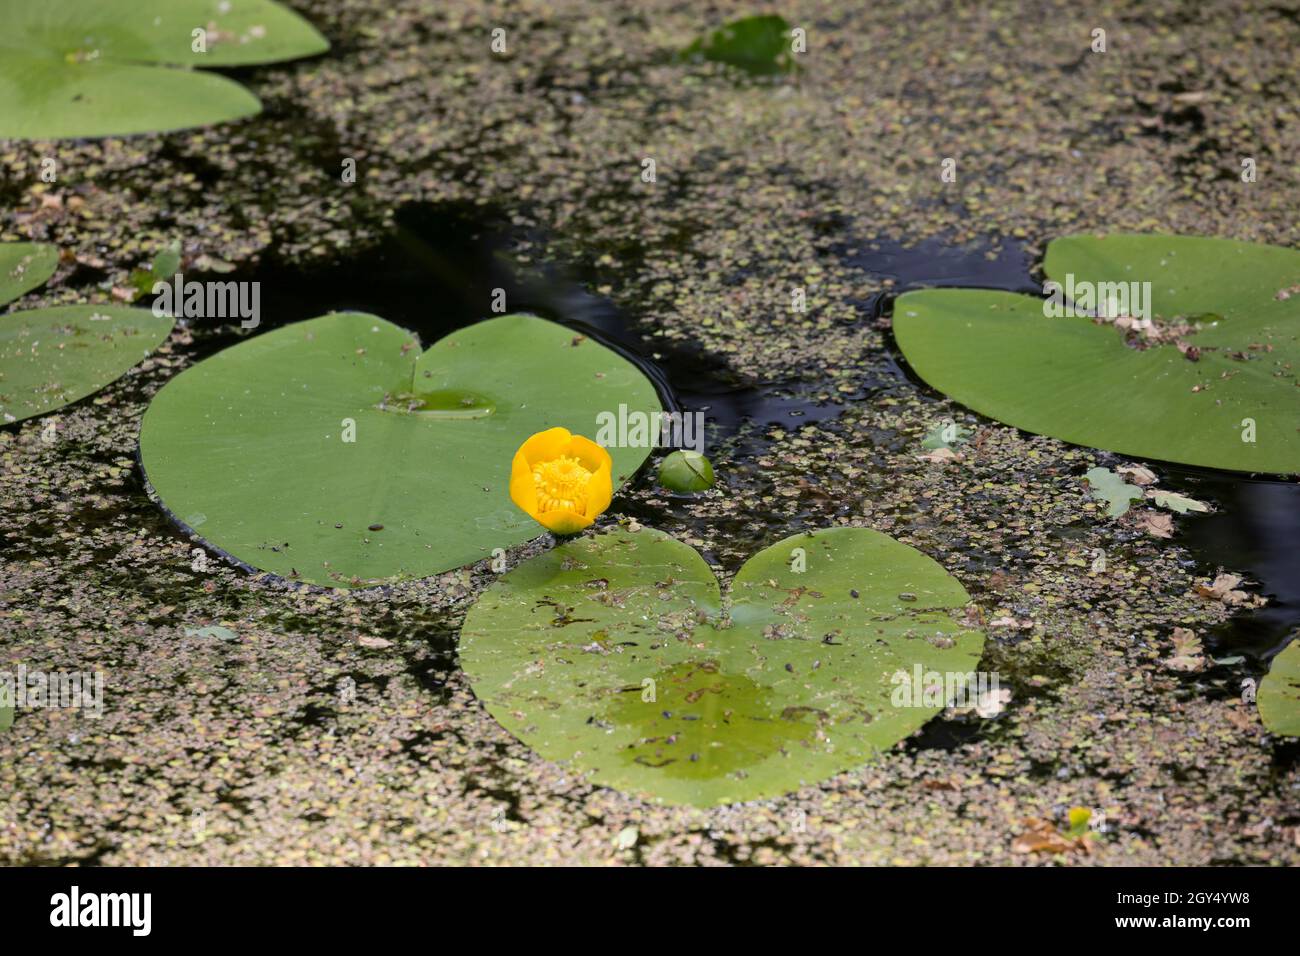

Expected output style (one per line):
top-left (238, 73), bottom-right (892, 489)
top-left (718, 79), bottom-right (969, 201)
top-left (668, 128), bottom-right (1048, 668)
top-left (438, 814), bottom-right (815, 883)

top-left (460, 527), bottom-right (986, 806)
top-left (1258, 641), bottom-right (1300, 737)
top-left (1, 242), bottom-right (175, 424)
top-left (0, 0), bottom-right (328, 139)
top-left (681, 15), bottom-right (797, 75)
top-left (138, 313), bottom-right (662, 587)
top-left (893, 235), bottom-right (1300, 473)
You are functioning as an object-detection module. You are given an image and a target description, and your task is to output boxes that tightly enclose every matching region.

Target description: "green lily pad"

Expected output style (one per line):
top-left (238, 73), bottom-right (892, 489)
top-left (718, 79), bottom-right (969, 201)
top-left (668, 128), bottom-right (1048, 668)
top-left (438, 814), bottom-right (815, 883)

top-left (0, 242), bottom-right (59, 306)
top-left (128, 242), bottom-right (183, 301)
top-left (681, 15), bottom-right (797, 76)
top-left (921, 419), bottom-right (970, 450)
top-left (1148, 489), bottom-right (1210, 514)
top-left (1258, 641), bottom-right (1300, 737)
top-left (0, 0), bottom-right (328, 140)
top-left (1, 241), bottom-right (175, 423)
top-left (138, 313), bottom-right (662, 587)
top-left (1085, 467), bottom-right (1143, 517)
top-left (460, 526), bottom-right (986, 806)
top-left (894, 235), bottom-right (1300, 473)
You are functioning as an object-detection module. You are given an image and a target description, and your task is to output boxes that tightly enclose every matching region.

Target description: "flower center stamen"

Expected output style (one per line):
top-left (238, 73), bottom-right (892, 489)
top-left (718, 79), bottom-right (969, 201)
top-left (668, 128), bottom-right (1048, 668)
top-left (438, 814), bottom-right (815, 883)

top-left (532, 456), bottom-right (594, 515)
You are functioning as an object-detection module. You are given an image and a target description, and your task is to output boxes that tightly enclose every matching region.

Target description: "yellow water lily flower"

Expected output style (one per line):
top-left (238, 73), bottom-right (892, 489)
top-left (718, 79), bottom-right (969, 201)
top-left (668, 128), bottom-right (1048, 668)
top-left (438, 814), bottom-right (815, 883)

top-left (510, 427), bottom-right (614, 535)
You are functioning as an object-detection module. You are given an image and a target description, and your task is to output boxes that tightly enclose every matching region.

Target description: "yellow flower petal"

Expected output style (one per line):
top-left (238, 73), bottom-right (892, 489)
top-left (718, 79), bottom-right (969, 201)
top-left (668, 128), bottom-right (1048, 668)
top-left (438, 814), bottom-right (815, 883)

top-left (567, 434), bottom-right (613, 473)
top-left (534, 508), bottom-right (594, 535)
top-left (518, 426), bottom-right (572, 466)
top-left (508, 447), bottom-right (537, 515)
top-left (509, 428), bottom-right (614, 535)
top-left (585, 457), bottom-right (613, 518)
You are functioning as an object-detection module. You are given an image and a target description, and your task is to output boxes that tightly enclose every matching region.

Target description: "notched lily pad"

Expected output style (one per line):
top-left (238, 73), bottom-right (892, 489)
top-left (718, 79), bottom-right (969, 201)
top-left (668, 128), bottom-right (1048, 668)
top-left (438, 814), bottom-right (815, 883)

top-left (1258, 641), bottom-right (1300, 737)
top-left (460, 527), bottom-right (986, 806)
top-left (0, 0), bottom-right (328, 139)
top-left (894, 235), bottom-right (1300, 473)
top-left (138, 313), bottom-right (662, 587)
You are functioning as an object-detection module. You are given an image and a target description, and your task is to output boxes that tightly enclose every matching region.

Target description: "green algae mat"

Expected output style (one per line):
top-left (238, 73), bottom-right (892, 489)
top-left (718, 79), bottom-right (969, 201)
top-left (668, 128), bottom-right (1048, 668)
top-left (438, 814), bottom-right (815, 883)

top-left (138, 313), bottom-right (662, 587)
top-left (461, 526), bottom-right (987, 806)
top-left (894, 235), bottom-right (1300, 474)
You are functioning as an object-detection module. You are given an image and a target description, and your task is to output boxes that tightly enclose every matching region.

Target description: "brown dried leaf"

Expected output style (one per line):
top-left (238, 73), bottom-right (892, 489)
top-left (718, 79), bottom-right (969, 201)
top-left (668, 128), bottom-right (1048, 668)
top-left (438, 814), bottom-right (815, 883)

top-left (1222, 704), bottom-right (1257, 732)
top-left (989, 615), bottom-right (1033, 629)
top-left (1117, 465), bottom-right (1157, 486)
top-left (1137, 512), bottom-right (1174, 538)
top-left (1011, 818), bottom-right (1091, 856)
top-left (918, 447), bottom-right (963, 464)
top-left (1164, 627), bottom-right (1204, 672)
top-left (1196, 572), bottom-right (1267, 607)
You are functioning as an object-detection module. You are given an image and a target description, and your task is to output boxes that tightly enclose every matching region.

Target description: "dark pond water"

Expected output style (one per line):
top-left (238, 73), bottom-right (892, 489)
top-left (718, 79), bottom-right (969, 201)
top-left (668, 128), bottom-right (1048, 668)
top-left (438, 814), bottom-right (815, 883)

top-left (181, 203), bottom-right (1297, 676)
top-left (186, 201), bottom-right (860, 445)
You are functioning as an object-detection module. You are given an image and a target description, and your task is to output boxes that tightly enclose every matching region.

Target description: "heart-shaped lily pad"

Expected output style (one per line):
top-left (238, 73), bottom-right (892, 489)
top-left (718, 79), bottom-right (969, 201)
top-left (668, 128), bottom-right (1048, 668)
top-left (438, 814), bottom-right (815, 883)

top-left (1259, 641), bottom-right (1300, 737)
top-left (460, 526), bottom-right (986, 806)
top-left (138, 313), bottom-right (662, 587)
top-left (1, 242), bottom-right (175, 424)
top-left (894, 235), bottom-right (1300, 473)
top-left (0, 0), bottom-right (327, 140)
